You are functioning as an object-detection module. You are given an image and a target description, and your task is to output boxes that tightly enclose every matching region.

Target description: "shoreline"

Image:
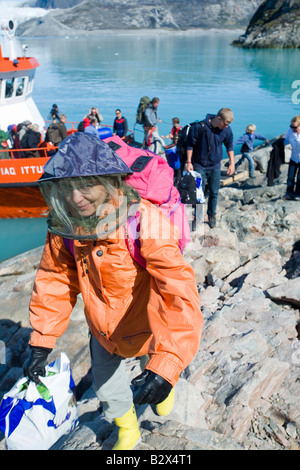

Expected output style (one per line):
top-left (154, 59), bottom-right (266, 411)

top-left (17, 27), bottom-right (244, 39)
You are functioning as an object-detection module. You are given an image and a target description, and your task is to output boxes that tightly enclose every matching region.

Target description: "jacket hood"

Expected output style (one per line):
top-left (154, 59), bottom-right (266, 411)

top-left (39, 132), bottom-right (132, 183)
top-left (204, 113), bottom-right (216, 125)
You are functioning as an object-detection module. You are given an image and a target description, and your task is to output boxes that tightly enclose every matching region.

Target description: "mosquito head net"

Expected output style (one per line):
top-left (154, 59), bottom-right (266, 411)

top-left (40, 175), bottom-right (140, 240)
top-left (38, 132), bottom-right (140, 240)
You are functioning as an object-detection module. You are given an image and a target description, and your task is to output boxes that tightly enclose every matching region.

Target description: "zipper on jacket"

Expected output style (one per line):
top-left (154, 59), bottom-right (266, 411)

top-left (123, 332), bottom-right (150, 345)
top-left (81, 248), bottom-right (89, 275)
top-left (204, 125), bottom-right (214, 168)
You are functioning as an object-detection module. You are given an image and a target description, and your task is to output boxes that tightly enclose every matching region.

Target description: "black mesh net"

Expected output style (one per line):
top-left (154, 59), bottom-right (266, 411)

top-left (39, 175), bottom-right (140, 240)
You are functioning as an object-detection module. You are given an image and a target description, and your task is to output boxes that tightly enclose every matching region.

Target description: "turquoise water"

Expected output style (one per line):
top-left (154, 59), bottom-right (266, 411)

top-left (0, 30), bottom-right (299, 261)
top-left (0, 218), bottom-right (47, 261)
top-left (26, 31), bottom-right (300, 140)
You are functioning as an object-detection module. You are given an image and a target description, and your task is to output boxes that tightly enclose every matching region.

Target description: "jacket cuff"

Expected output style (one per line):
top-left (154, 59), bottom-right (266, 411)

top-left (29, 331), bottom-right (57, 349)
top-left (145, 354), bottom-right (182, 387)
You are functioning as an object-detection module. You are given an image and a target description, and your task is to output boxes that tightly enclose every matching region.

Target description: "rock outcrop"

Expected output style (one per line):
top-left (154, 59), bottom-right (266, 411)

top-left (17, 0), bottom-right (263, 36)
top-left (0, 149), bottom-right (299, 450)
top-left (233, 0), bottom-right (300, 48)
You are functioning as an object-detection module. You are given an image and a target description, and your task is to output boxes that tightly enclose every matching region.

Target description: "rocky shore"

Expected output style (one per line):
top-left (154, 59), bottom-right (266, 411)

top-left (233, 0), bottom-right (300, 49)
top-left (0, 144), bottom-right (299, 450)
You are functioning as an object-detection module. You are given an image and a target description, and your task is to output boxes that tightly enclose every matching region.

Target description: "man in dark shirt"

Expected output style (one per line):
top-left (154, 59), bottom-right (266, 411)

top-left (186, 108), bottom-right (235, 228)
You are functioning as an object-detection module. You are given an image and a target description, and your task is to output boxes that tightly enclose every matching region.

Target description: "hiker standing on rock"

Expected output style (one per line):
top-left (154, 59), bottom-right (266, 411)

top-left (185, 108), bottom-right (235, 229)
top-left (283, 115), bottom-right (300, 201)
top-left (143, 97), bottom-right (162, 128)
top-left (23, 133), bottom-right (203, 451)
top-left (233, 123), bottom-right (269, 178)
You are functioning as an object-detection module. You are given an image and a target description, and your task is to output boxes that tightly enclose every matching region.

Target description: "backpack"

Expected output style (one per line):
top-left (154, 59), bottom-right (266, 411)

top-left (45, 124), bottom-right (62, 145)
top-left (176, 121), bottom-right (206, 169)
top-left (63, 135), bottom-right (190, 268)
top-left (177, 172), bottom-right (197, 205)
top-left (0, 130), bottom-right (9, 150)
top-left (136, 96), bottom-right (150, 125)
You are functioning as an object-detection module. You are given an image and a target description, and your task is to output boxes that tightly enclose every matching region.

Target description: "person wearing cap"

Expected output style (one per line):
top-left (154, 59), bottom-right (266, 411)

top-left (23, 132), bottom-right (203, 450)
top-left (48, 104), bottom-right (60, 122)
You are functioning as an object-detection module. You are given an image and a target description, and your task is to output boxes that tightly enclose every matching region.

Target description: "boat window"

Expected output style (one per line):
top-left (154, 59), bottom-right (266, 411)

top-left (28, 75), bottom-right (34, 94)
top-left (5, 78), bottom-right (14, 98)
top-left (15, 77), bottom-right (25, 96)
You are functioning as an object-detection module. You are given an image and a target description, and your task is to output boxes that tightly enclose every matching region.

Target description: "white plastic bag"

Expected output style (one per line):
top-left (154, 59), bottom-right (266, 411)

top-left (189, 170), bottom-right (205, 203)
top-left (0, 352), bottom-right (78, 450)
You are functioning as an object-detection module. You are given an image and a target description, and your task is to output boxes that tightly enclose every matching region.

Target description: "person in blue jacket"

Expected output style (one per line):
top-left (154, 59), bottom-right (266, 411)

top-left (113, 109), bottom-right (128, 139)
top-left (234, 124), bottom-right (269, 178)
top-left (185, 108), bottom-right (235, 229)
top-left (84, 117), bottom-right (99, 138)
top-left (283, 116), bottom-right (300, 200)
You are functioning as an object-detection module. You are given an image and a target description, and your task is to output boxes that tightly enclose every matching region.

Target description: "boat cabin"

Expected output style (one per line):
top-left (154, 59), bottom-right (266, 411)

top-left (0, 22), bottom-right (44, 131)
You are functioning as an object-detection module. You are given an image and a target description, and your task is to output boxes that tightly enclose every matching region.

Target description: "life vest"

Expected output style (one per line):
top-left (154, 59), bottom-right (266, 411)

top-left (146, 128), bottom-right (155, 148)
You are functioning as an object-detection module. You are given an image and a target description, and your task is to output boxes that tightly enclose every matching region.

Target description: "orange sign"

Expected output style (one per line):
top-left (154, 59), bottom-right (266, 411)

top-left (0, 157), bottom-right (50, 184)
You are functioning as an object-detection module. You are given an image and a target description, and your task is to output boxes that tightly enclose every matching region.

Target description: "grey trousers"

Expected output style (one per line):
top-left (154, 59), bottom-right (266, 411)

top-left (90, 334), bottom-right (151, 420)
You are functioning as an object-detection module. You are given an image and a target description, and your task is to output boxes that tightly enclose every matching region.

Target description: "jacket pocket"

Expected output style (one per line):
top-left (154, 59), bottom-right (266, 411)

top-left (113, 331), bottom-right (152, 357)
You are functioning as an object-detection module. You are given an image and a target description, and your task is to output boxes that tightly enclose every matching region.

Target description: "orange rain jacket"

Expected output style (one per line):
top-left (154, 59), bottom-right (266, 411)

top-left (29, 199), bottom-right (203, 386)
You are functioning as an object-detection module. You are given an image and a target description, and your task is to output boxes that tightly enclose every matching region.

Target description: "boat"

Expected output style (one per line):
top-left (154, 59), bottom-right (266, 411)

top-left (0, 20), bottom-right (50, 218)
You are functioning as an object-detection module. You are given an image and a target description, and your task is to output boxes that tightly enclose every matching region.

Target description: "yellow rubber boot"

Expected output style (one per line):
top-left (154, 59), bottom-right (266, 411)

top-left (156, 387), bottom-right (175, 416)
top-left (112, 405), bottom-right (141, 450)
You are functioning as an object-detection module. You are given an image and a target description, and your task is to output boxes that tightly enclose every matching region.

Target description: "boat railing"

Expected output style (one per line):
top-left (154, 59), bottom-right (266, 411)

top-left (45, 120), bottom-right (79, 131)
top-left (0, 146), bottom-right (57, 159)
top-left (45, 121), bottom-right (135, 138)
top-left (45, 120), bottom-right (115, 131)
top-left (0, 122), bottom-right (135, 160)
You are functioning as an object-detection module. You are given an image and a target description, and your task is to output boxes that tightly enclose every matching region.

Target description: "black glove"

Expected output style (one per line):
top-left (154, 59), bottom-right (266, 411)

top-left (132, 370), bottom-right (173, 405)
top-left (23, 346), bottom-right (52, 384)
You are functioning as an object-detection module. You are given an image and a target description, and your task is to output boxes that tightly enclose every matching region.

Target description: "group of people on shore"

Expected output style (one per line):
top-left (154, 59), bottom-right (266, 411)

top-left (2, 98), bottom-right (300, 215)
top-left (137, 97), bottom-right (300, 226)
top-left (138, 100), bottom-right (264, 228)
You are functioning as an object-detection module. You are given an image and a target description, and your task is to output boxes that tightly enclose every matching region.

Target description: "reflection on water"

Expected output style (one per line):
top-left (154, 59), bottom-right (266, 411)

top-left (246, 48), bottom-right (300, 97)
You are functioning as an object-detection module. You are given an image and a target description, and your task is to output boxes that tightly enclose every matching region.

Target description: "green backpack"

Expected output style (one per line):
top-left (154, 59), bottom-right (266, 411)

top-left (136, 96), bottom-right (150, 125)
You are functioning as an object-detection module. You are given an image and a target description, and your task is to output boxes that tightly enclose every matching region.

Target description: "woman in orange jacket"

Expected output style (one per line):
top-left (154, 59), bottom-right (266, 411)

top-left (23, 133), bottom-right (203, 450)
